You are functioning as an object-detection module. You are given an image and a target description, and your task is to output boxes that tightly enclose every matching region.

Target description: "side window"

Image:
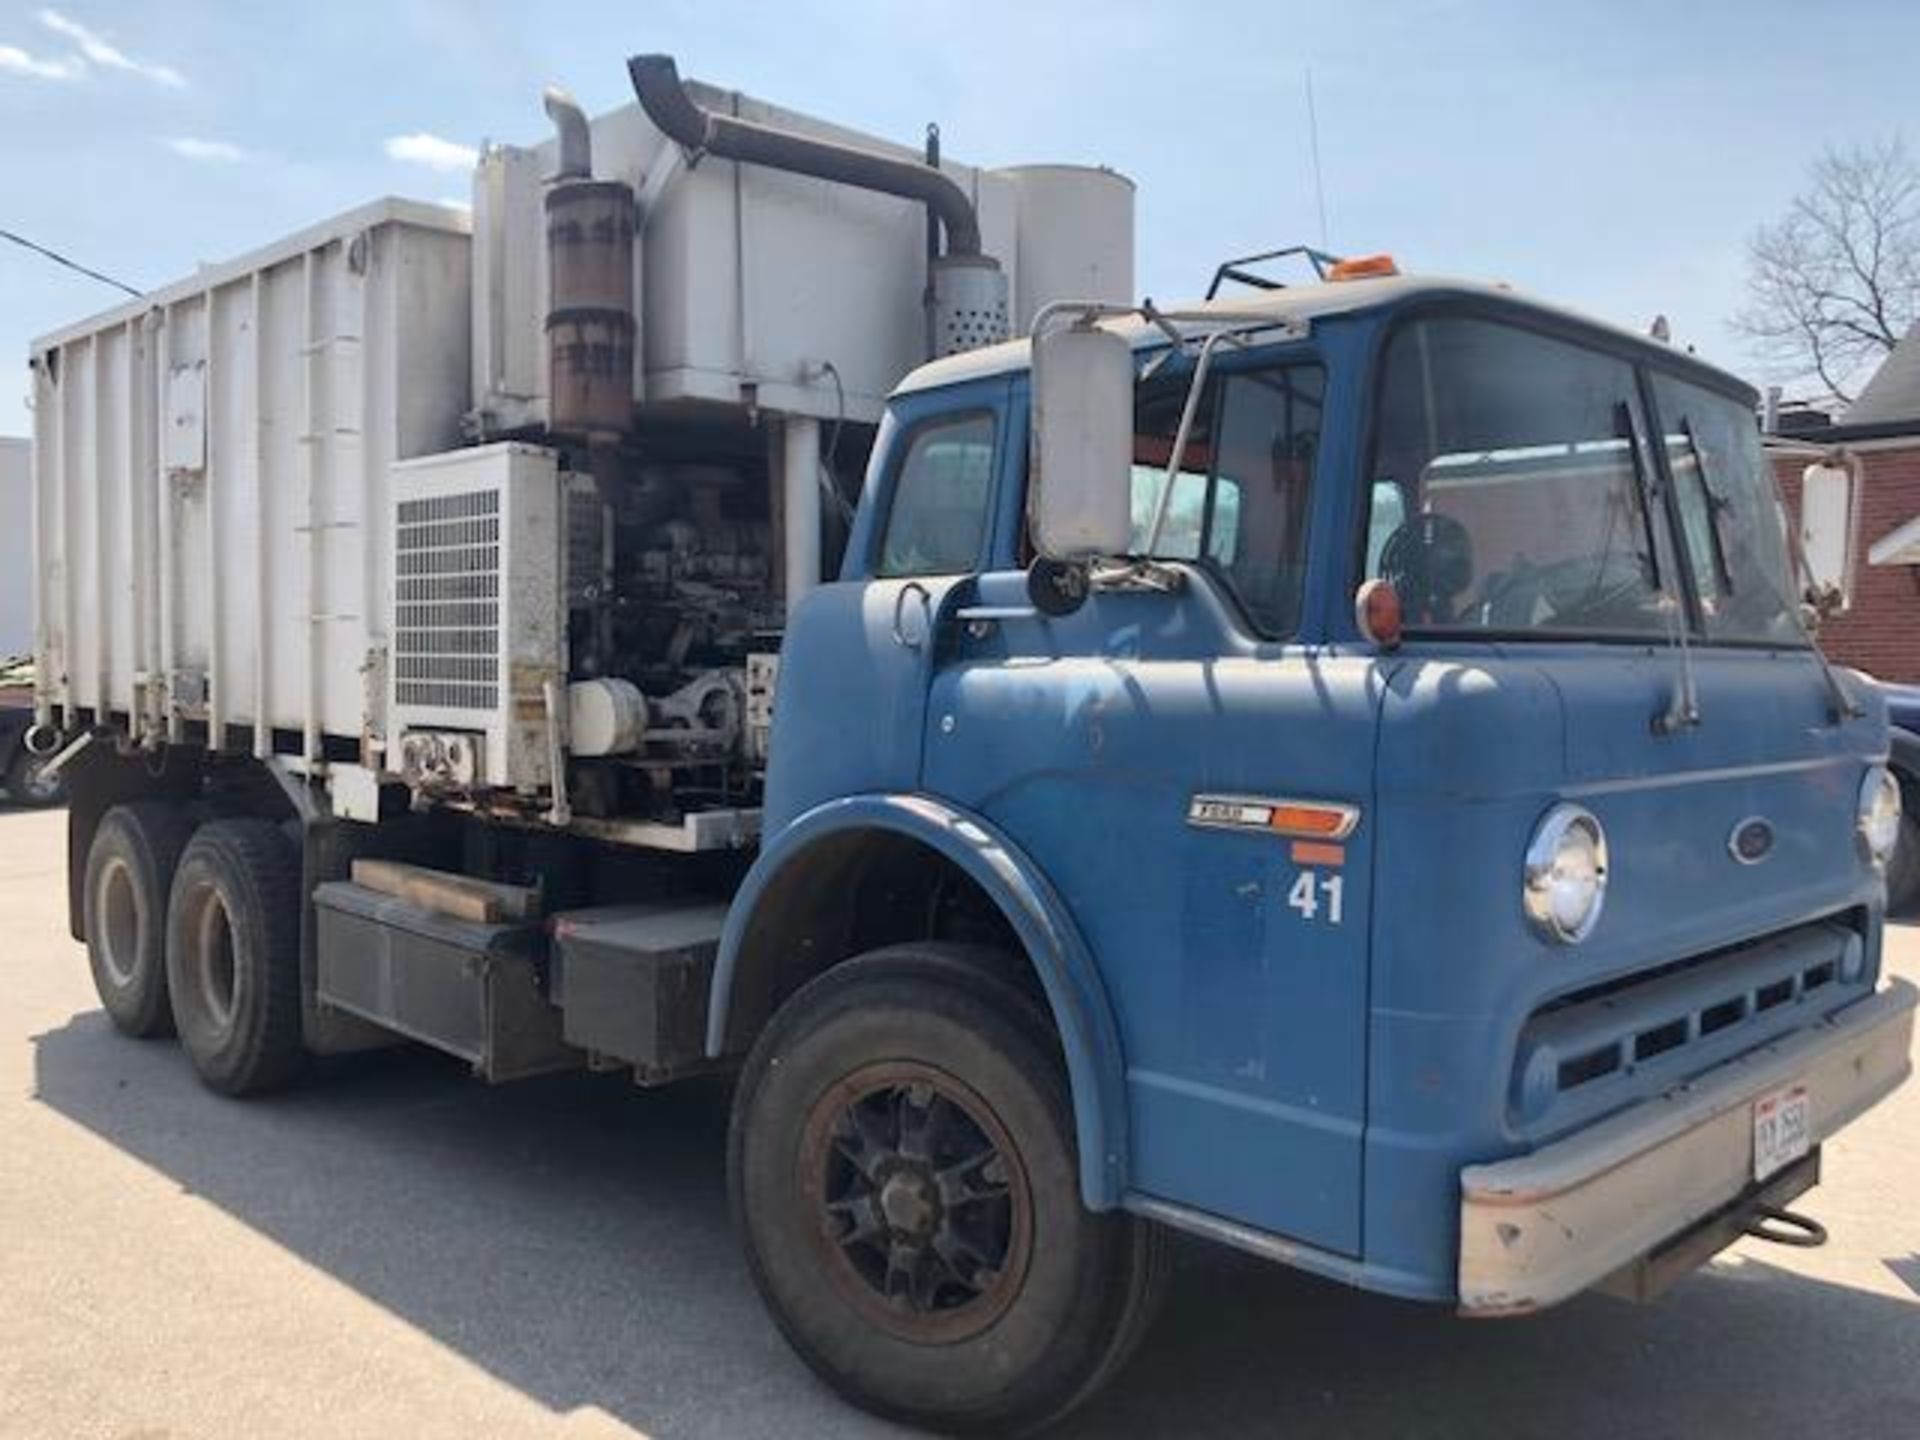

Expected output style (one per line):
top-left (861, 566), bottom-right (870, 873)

top-left (876, 413), bottom-right (996, 578)
top-left (1132, 362), bottom-right (1323, 638)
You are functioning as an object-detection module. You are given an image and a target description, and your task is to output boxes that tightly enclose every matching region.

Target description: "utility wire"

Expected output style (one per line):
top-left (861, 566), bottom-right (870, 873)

top-left (1, 227), bottom-right (141, 298)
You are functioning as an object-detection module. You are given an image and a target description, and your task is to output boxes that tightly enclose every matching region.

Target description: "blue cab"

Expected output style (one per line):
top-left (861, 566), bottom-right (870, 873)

top-left (709, 271), bottom-right (1917, 1426)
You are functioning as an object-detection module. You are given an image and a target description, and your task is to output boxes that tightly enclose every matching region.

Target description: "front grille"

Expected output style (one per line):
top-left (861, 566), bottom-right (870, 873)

top-left (394, 489), bottom-right (501, 710)
top-left (1510, 917), bottom-right (1865, 1134)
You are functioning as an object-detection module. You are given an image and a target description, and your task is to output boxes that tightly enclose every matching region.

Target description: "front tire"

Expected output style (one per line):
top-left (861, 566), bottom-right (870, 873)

top-left (83, 803), bottom-right (195, 1037)
top-left (165, 818), bottom-right (306, 1096)
top-left (730, 945), bottom-right (1165, 1436)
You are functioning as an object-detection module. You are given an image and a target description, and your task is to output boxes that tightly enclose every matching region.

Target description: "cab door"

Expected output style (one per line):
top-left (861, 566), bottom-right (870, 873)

top-left (922, 352), bottom-right (1381, 1255)
top-left (763, 380), bottom-right (1012, 831)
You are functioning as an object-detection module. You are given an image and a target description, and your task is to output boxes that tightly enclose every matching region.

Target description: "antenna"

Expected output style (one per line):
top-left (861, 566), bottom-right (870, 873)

top-left (1304, 66), bottom-right (1329, 250)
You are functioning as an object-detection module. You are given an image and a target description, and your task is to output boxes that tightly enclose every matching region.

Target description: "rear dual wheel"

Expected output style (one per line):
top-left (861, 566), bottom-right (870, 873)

top-left (83, 803), bottom-right (195, 1037)
top-left (730, 945), bottom-right (1166, 1436)
top-left (164, 819), bottom-right (306, 1096)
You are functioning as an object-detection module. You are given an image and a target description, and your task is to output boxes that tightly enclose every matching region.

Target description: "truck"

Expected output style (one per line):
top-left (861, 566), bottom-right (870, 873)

top-left (26, 52), bottom-right (1918, 1436)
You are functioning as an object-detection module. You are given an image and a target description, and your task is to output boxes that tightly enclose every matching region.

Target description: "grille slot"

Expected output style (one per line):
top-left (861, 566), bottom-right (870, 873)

top-left (1633, 1017), bottom-right (1689, 1063)
top-left (1558, 1045), bottom-right (1621, 1090)
top-left (394, 488), bottom-right (501, 711)
top-left (1699, 997), bottom-right (1747, 1035)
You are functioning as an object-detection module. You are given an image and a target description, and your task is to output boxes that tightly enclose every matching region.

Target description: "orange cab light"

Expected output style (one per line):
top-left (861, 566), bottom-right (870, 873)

top-left (1328, 253), bottom-right (1399, 281)
top-left (1355, 578), bottom-right (1403, 649)
top-left (1268, 803), bottom-right (1358, 840)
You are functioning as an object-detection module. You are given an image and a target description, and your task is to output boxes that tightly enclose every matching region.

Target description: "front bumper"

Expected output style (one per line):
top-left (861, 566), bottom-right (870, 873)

top-left (1457, 977), bottom-right (1917, 1315)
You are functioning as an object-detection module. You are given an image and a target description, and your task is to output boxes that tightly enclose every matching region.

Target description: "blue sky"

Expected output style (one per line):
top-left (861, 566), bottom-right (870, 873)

top-left (2, 0), bottom-right (1913, 433)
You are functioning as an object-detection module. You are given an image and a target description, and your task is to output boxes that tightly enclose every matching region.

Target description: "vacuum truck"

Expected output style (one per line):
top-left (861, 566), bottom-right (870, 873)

top-left (26, 52), bottom-right (1915, 1436)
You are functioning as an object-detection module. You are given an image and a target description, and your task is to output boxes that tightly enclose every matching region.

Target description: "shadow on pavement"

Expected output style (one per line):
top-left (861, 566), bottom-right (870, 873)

top-left (32, 1009), bottom-right (1920, 1440)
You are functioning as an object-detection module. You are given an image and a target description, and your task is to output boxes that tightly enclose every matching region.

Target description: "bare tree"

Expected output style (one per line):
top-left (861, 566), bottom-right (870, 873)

top-left (1733, 138), bottom-right (1920, 406)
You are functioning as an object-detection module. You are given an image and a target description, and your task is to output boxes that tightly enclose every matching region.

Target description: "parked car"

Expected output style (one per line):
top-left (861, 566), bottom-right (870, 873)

top-left (0, 666), bottom-right (64, 808)
top-left (1875, 679), bottom-right (1920, 912)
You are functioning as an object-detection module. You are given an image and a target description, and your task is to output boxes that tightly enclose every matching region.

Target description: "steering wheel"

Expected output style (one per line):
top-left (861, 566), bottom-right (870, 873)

top-left (1378, 512), bottom-right (1475, 624)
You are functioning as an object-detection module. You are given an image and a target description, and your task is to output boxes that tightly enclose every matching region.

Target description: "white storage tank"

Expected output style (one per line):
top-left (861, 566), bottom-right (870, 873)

top-left (998, 165), bottom-right (1136, 334)
top-left (31, 199), bottom-right (472, 757)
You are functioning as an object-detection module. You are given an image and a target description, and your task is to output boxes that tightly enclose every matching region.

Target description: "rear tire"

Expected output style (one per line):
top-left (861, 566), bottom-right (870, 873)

top-left (730, 944), bottom-right (1165, 1436)
top-left (165, 818), bottom-right (306, 1096)
top-left (83, 803), bottom-right (195, 1037)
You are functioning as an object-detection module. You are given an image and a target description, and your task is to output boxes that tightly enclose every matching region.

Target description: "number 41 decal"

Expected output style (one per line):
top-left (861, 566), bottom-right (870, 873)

top-left (1287, 869), bottom-right (1345, 925)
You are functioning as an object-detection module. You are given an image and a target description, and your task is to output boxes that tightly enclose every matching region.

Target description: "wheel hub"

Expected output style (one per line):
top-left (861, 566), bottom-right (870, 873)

top-left (878, 1167), bottom-right (939, 1239)
top-left (800, 1062), bottom-right (1032, 1343)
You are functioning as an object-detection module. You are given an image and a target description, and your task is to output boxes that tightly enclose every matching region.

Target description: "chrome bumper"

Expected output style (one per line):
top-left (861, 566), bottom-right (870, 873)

top-left (1458, 978), bottom-right (1917, 1315)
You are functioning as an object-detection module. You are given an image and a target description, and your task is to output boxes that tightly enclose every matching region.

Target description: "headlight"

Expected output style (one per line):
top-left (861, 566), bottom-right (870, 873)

top-left (1524, 803), bottom-right (1609, 944)
top-left (1858, 766), bottom-right (1902, 868)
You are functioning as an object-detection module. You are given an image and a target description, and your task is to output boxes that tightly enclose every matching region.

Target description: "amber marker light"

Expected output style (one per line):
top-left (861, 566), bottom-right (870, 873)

top-left (1355, 578), bottom-right (1403, 649)
top-left (1328, 253), bottom-right (1399, 281)
top-left (1267, 802), bottom-right (1359, 841)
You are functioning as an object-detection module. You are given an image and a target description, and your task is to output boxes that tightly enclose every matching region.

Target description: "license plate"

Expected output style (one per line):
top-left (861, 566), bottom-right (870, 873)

top-left (1752, 1084), bottom-right (1812, 1181)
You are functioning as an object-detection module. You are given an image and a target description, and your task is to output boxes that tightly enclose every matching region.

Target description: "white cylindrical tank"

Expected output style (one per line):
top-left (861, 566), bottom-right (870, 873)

top-left (998, 165), bottom-right (1136, 335)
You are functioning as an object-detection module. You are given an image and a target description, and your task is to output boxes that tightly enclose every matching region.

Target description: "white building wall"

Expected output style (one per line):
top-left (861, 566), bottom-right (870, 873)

top-left (0, 438), bottom-right (28, 659)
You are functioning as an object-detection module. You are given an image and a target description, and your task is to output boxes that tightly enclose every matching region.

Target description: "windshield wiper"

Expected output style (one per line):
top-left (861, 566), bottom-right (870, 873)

top-left (1613, 402), bottom-right (1700, 736)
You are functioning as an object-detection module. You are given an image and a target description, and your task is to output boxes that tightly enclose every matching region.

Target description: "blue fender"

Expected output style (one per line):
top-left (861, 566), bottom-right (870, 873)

top-left (709, 792), bottom-right (1129, 1210)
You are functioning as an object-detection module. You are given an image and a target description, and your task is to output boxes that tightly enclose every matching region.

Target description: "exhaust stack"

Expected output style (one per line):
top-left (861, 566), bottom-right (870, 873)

top-left (541, 85), bottom-right (637, 439)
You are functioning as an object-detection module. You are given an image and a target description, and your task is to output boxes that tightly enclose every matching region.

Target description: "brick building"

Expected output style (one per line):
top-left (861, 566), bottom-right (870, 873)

top-left (1769, 327), bottom-right (1920, 683)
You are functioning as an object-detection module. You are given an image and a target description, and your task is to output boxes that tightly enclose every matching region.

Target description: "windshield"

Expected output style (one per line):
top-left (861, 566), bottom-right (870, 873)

top-left (1364, 316), bottom-right (1674, 637)
top-left (1130, 360), bottom-right (1324, 638)
top-left (1649, 372), bottom-right (1804, 646)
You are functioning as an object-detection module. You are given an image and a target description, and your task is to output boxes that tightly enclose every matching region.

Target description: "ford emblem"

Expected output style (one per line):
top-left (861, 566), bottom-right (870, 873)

top-left (1729, 817), bottom-right (1775, 865)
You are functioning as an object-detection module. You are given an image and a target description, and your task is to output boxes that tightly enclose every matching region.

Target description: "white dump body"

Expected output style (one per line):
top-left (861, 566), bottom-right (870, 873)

top-left (30, 200), bottom-right (471, 756)
top-left (1, 438), bottom-right (29, 658)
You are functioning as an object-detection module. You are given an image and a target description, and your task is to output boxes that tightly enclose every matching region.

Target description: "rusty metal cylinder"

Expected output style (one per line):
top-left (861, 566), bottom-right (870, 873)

top-left (545, 179), bottom-right (637, 438)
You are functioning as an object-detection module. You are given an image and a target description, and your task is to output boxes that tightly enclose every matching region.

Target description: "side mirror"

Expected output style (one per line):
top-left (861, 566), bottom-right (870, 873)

top-left (1030, 322), bottom-right (1133, 561)
top-left (1798, 457), bottom-right (1857, 613)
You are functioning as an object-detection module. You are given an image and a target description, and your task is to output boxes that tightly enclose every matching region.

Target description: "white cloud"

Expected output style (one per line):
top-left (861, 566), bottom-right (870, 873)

top-left (0, 42), bottom-right (84, 80)
top-left (38, 8), bottom-right (186, 88)
top-left (384, 132), bottom-right (479, 174)
top-left (165, 137), bottom-right (246, 164)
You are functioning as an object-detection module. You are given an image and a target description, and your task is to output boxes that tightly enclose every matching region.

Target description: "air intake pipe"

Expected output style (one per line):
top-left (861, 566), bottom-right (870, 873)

top-left (627, 53), bottom-right (1007, 355)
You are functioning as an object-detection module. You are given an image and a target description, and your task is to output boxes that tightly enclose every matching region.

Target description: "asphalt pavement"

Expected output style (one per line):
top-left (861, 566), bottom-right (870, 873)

top-left (2, 802), bottom-right (1916, 1439)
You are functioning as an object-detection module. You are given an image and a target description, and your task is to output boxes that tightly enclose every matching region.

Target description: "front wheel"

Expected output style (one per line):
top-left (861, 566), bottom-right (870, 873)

top-left (729, 945), bottom-right (1165, 1436)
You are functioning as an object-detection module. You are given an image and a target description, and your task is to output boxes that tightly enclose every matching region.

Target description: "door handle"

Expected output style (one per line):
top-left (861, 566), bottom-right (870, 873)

top-left (891, 581), bottom-right (932, 650)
